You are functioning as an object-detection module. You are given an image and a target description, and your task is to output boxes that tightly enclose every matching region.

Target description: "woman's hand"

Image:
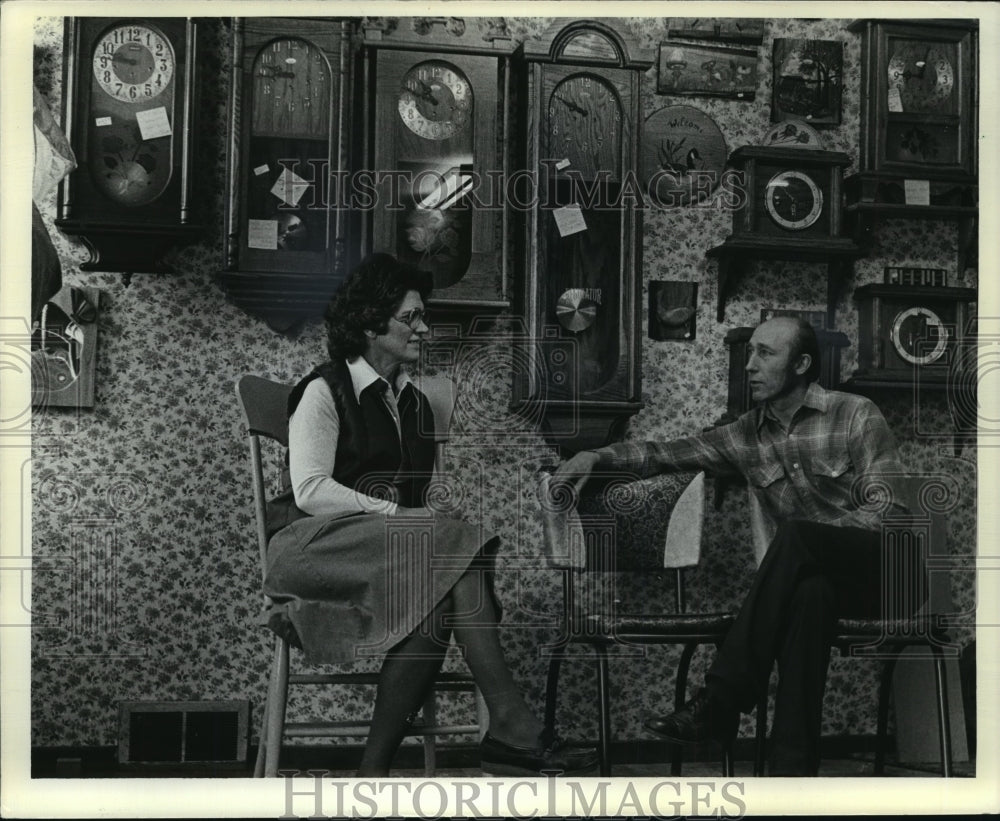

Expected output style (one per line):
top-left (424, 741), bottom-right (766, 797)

top-left (550, 450), bottom-right (601, 496)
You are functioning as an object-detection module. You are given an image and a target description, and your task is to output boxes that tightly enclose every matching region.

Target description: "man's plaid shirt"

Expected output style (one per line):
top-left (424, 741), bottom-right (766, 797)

top-left (593, 384), bottom-right (908, 532)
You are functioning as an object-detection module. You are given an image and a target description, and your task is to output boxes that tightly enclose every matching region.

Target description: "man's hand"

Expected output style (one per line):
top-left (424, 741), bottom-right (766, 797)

top-left (550, 450), bottom-right (601, 496)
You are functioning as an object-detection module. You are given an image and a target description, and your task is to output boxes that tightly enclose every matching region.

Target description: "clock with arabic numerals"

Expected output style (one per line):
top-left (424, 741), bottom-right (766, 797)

top-left (513, 19), bottom-right (653, 453)
top-left (850, 19), bottom-right (977, 181)
top-left (56, 18), bottom-right (199, 276)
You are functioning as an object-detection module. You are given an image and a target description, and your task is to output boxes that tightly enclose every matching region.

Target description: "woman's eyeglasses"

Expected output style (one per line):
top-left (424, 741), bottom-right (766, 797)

top-left (393, 308), bottom-right (430, 329)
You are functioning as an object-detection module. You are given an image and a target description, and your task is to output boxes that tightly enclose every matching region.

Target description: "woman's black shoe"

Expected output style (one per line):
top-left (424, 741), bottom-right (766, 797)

top-left (480, 730), bottom-right (599, 776)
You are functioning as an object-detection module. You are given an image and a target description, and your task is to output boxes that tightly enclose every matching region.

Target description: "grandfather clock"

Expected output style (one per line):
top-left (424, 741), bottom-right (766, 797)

top-left (513, 20), bottom-right (653, 453)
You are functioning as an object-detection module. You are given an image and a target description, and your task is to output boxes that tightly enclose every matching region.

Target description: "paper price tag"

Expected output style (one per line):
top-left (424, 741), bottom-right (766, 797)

top-left (247, 219), bottom-right (278, 250)
top-left (270, 167), bottom-right (310, 207)
top-left (887, 86), bottom-right (904, 113)
top-left (555, 158), bottom-right (571, 171)
top-left (904, 179), bottom-right (930, 206)
top-left (95, 116), bottom-right (112, 127)
top-left (553, 205), bottom-right (587, 237)
top-left (253, 164), bottom-right (270, 176)
top-left (136, 107), bottom-right (172, 140)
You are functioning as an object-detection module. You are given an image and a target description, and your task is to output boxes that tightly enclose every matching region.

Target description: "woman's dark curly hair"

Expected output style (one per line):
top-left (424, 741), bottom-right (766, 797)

top-left (324, 253), bottom-right (432, 360)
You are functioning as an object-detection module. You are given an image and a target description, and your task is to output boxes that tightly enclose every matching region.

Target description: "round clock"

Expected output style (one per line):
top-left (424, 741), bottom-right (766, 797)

top-left (888, 41), bottom-right (955, 112)
top-left (92, 24), bottom-right (174, 101)
top-left (398, 60), bottom-right (472, 141)
top-left (891, 306), bottom-right (949, 365)
top-left (764, 170), bottom-right (823, 230)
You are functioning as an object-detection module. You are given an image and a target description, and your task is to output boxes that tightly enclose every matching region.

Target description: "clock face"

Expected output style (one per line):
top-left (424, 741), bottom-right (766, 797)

top-left (891, 306), bottom-right (949, 365)
top-left (398, 61), bottom-right (473, 141)
top-left (887, 40), bottom-right (955, 113)
top-left (547, 73), bottom-right (622, 179)
top-left (92, 24), bottom-right (174, 102)
top-left (764, 170), bottom-right (823, 230)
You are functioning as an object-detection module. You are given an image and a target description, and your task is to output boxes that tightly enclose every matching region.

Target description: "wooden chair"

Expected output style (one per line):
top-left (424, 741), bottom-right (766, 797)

top-left (748, 476), bottom-right (962, 776)
top-left (236, 373), bottom-right (484, 777)
top-left (540, 470), bottom-right (741, 776)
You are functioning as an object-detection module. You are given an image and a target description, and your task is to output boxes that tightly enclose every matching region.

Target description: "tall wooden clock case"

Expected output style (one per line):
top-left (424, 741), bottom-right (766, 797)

top-left (514, 20), bottom-right (653, 452)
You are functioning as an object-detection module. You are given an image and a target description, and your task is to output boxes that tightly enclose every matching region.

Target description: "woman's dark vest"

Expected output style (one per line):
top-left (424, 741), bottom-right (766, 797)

top-left (266, 360), bottom-right (437, 537)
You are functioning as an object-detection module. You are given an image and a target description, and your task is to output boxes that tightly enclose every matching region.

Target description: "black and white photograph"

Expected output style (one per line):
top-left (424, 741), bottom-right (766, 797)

top-left (2, 2), bottom-right (997, 818)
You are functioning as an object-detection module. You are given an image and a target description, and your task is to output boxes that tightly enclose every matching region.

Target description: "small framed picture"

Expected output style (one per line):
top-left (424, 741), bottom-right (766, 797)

top-left (771, 38), bottom-right (843, 125)
top-left (657, 42), bottom-right (758, 100)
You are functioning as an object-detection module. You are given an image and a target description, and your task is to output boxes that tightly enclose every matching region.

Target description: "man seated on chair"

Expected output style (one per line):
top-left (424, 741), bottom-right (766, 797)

top-left (553, 316), bottom-right (914, 776)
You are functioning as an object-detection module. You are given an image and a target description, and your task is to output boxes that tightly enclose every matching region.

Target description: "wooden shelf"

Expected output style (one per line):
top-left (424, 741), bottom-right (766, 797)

top-left (706, 236), bottom-right (863, 325)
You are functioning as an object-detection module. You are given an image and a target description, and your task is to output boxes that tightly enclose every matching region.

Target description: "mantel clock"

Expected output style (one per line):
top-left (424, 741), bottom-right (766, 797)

top-left (513, 20), bottom-right (654, 452)
top-left (220, 18), bottom-right (354, 332)
top-left (56, 18), bottom-right (199, 276)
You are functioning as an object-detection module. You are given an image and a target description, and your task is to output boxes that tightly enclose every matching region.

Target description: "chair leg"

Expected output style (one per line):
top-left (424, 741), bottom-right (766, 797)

top-left (264, 637), bottom-right (291, 778)
top-left (544, 655), bottom-right (564, 736)
top-left (670, 643), bottom-right (698, 776)
top-left (253, 698), bottom-right (269, 777)
top-left (596, 654), bottom-right (612, 777)
top-left (421, 689), bottom-right (438, 777)
top-left (932, 647), bottom-right (953, 777)
top-left (874, 651), bottom-right (900, 775)
top-left (722, 741), bottom-right (735, 777)
top-left (753, 698), bottom-right (767, 777)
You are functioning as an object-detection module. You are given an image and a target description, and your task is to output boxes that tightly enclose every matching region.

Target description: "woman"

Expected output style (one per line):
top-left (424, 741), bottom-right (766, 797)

top-left (263, 253), bottom-right (596, 777)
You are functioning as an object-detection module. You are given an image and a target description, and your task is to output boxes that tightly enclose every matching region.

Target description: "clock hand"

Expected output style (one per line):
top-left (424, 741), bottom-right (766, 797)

top-left (410, 79), bottom-right (440, 106)
top-left (554, 94), bottom-right (589, 117)
top-left (113, 55), bottom-right (140, 66)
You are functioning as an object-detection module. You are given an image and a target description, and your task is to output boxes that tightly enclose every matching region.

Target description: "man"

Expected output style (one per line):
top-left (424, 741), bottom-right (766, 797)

top-left (553, 316), bottom-right (913, 775)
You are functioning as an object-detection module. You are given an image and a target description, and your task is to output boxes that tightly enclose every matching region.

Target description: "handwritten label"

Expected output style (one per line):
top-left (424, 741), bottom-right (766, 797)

top-left (553, 205), bottom-right (587, 237)
top-left (270, 167), bottom-right (311, 207)
top-left (904, 179), bottom-right (930, 206)
top-left (253, 164), bottom-right (270, 176)
top-left (95, 116), bottom-right (113, 127)
top-left (555, 158), bottom-right (571, 171)
top-left (247, 219), bottom-right (278, 250)
top-left (136, 107), bottom-right (172, 141)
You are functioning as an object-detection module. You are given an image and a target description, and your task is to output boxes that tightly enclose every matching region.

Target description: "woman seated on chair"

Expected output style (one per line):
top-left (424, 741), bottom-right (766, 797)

top-left (264, 253), bottom-right (597, 777)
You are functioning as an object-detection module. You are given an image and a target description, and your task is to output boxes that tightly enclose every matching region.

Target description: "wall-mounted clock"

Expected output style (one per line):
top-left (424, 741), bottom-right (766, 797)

top-left (849, 284), bottom-right (976, 386)
top-left (706, 146), bottom-right (861, 324)
top-left (220, 17), bottom-right (354, 333)
top-left (56, 18), bottom-right (199, 276)
top-left (513, 19), bottom-right (653, 452)
top-left (360, 17), bottom-right (516, 312)
top-left (850, 19), bottom-right (977, 181)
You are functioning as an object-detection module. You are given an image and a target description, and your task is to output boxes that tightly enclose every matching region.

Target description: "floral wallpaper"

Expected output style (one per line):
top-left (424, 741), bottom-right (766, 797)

top-left (29, 14), bottom-right (976, 759)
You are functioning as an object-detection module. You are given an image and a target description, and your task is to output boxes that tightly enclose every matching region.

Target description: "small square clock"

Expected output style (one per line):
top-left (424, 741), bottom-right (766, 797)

top-left (728, 146), bottom-right (850, 241)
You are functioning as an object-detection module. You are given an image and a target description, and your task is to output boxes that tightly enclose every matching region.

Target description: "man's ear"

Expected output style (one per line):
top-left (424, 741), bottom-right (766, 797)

top-left (364, 328), bottom-right (377, 339)
top-left (793, 353), bottom-right (812, 377)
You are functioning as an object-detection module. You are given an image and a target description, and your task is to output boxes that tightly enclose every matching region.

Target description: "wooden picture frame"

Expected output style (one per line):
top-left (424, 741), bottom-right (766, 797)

top-left (667, 18), bottom-right (765, 45)
top-left (31, 285), bottom-right (101, 409)
top-left (656, 42), bottom-right (757, 99)
top-left (771, 38), bottom-right (843, 125)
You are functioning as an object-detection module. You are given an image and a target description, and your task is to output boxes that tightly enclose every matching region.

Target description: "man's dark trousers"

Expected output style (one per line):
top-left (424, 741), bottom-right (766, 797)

top-left (704, 519), bottom-right (924, 775)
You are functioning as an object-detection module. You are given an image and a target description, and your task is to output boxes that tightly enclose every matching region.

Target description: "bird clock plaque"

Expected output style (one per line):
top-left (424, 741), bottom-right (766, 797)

top-left (56, 18), bottom-right (199, 275)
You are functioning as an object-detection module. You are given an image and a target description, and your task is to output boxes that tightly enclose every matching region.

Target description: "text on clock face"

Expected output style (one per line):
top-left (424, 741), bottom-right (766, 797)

top-left (93, 24), bottom-right (174, 101)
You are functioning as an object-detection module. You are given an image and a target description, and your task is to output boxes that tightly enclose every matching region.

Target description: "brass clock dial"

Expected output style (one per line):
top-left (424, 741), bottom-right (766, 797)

top-left (398, 61), bottom-right (472, 141)
top-left (887, 40), bottom-right (955, 112)
top-left (92, 24), bottom-right (174, 101)
top-left (891, 306), bottom-right (949, 365)
top-left (765, 170), bottom-right (823, 230)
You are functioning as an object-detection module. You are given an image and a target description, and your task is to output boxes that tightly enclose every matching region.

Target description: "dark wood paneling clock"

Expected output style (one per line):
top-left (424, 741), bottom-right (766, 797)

top-left (220, 18), bottom-right (354, 332)
top-left (359, 16), bottom-right (517, 312)
top-left (513, 20), bottom-right (653, 452)
top-left (56, 18), bottom-right (200, 277)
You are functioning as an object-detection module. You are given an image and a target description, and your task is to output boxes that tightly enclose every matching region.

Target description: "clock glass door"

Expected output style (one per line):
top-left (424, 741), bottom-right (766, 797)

top-left (538, 67), bottom-right (630, 403)
top-left (241, 35), bottom-right (336, 273)
top-left (879, 25), bottom-right (973, 175)
top-left (87, 22), bottom-right (177, 208)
